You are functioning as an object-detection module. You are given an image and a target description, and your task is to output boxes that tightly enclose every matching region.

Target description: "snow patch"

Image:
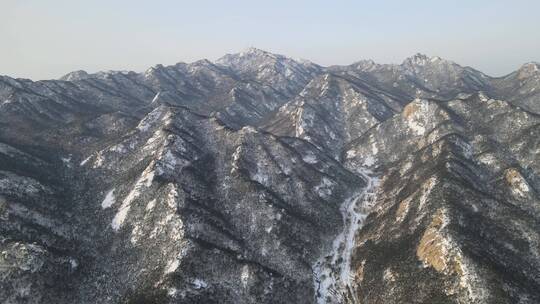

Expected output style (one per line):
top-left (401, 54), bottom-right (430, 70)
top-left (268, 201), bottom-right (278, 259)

top-left (110, 144), bottom-right (127, 153)
top-left (303, 153), bottom-right (318, 164)
top-left (253, 169), bottom-right (269, 185)
top-left (69, 258), bottom-right (78, 269)
top-left (151, 91), bottom-right (161, 103)
top-left (231, 145), bottom-right (242, 174)
top-left (93, 153), bottom-right (105, 168)
top-left (314, 177), bottom-right (336, 199)
top-left (371, 141), bottom-right (379, 155)
top-left (61, 156), bottom-right (71, 164)
top-left (399, 161), bottom-right (413, 175)
top-left (137, 106), bottom-right (167, 132)
top-left (363, 155), bottom-right (375, 167)
top-left (111, 166), bottom-right (155, 231)
top-left (146, 199), bottom-right (157, 211)
top-left (80, 155), bottom-right (92, 166)
top-left (164, 259), bottom-right (179, 274)
top-left (241, 265), bottom-right (250, 288)
top-left (101, 189), bottom-right (116, 209)
top-left (192, 279), bottom-right (208, 289)
top-left (505, 169), bottom-right (531, 198)
top-left (409, 120), bottom-right (426, 135)
top-left (2, 99), bottom-right (13, 106)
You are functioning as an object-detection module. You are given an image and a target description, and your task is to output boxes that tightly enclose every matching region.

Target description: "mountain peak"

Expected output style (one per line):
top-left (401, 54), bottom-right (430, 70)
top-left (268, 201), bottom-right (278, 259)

top-left (242, 47), bottom-right (273, 56)
top-left (517, 62), bottom-right (540, 77)
top-left (216, 48), bottom-right (282, 68)
top-left (224, 47), bottom-right (281, 61)
top-left (403, 53), bottom-right (446, 66)
top-left (59, 70), bottom-right (90, 81)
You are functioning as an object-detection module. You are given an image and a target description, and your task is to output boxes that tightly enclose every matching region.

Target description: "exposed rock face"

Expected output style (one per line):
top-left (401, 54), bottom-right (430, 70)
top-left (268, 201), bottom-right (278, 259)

top-left (1, 49), bottom-right (539, 303)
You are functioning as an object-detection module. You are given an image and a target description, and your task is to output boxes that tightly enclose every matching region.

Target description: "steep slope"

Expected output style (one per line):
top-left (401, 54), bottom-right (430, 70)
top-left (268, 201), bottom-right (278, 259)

top-left (344, 95), bottom-right (540, 303)
top-left (73, 105), bottom-right (363, 303)
top-left (263, 73), bottom-right (396, 159)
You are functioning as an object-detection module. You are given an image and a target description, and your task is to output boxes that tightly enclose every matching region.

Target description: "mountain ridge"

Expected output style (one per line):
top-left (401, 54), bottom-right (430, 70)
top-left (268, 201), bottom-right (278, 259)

top-left (37, 49), bottom-right (534, 83)
top-left (1, 48), bottom-right (539, 304)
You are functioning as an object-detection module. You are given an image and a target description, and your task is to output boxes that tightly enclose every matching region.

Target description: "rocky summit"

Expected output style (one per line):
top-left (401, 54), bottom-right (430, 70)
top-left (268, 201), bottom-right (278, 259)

top-left (1, 48), bottom-right (539, 304)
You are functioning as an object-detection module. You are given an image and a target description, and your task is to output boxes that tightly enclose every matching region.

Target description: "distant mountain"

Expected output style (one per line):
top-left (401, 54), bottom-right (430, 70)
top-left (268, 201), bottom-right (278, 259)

top-left (1, 49), bottom-right (539, 304)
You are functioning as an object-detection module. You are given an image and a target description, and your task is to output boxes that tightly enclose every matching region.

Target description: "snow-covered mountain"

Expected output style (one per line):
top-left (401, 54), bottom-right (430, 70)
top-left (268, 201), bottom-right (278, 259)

top-left (1, 49), bottom-right (539, 303)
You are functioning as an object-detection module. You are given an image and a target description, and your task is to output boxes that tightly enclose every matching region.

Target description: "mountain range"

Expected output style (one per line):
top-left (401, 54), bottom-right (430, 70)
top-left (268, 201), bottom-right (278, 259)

top-left (1, 48), bottom-right (539, 303)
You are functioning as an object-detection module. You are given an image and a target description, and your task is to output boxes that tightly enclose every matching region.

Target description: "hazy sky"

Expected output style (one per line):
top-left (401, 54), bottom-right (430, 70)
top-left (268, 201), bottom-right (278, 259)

top-left (2, 0), bottom-right (539, 80)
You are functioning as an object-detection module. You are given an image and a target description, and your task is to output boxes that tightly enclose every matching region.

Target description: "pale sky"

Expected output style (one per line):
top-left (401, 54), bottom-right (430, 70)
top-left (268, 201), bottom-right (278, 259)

top-left (1, 0), bottom-right (539, 80)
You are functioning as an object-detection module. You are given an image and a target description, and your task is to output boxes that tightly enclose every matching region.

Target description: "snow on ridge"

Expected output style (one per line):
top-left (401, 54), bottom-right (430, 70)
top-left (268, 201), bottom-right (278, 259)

top-left (111, 165), bottom-right (155, 231)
